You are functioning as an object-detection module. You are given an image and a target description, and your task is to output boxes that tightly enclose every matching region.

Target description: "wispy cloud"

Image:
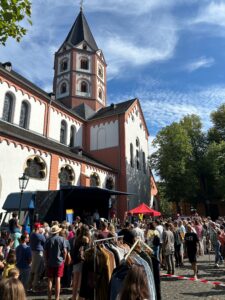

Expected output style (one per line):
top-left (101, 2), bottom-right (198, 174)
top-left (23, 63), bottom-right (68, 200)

top-left (194, 2), bottom-right (225, 27)
top-left (185, 56), bottom-right (215, 72)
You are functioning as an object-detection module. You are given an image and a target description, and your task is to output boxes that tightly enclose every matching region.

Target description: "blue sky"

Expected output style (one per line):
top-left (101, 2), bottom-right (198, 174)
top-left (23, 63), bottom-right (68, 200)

top-left (1, 0), bottom-right (225, 149)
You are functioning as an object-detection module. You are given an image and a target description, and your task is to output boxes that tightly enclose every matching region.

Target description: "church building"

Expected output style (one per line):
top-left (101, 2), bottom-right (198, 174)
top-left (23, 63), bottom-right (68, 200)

top-left (0, 8), bottom-right (155, 220)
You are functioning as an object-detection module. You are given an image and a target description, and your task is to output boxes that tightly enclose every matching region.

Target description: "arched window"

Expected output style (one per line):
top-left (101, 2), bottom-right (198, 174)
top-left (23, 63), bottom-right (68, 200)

top-left (19, 101), bottom-right (30, 129)
top-left (80, 58), bottom-right (89, 70)
top-left (24, 156), bottom-right (47, 179)
top-left (143, 151), bottom-right (146, 173)
top-left (59, 165), bottom-right (75, 186)
top-left (81, 81), bottom-right (88, 93)
top-left (136, 138), bottom-right (140, 170)
top-left (60, 82), bottom-right (67, 94)
top-left (106, 177), bottom-right (114, 190)
top-left (98, 89), bottom-right (103, 100)
top-left (90, 172), bottom-right (100, 187)
top-left (130, 143), bottom-right (134, 167)
top-left (98, 66), bottom-right (103, 78)
top-left (69, 125), bottom-right (76, 147)
top-left (83, 44), bottom-right (87, 50)
top-left (60, 59), bottom-right (68, 72)
top-left (2, 93), bottom-right (14, 122)
top-left (60, 120), bottom-right (67, 144)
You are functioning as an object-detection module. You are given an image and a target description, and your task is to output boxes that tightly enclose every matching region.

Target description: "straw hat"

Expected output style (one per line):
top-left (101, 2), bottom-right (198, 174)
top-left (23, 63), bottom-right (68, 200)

top-left (51, 225), bottom-right (62, 234)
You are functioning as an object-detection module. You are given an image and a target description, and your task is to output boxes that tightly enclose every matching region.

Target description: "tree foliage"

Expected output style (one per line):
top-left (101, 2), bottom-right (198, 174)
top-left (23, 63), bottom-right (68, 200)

top-left (208, 104), bottom-right (225, 143)
top-left (0, 0), bottom-right (32, 45)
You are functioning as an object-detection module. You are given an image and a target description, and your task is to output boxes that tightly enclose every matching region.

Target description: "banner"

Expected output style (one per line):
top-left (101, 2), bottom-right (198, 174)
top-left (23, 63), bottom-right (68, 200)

top-left (66, 209), bottom-right (74, 224)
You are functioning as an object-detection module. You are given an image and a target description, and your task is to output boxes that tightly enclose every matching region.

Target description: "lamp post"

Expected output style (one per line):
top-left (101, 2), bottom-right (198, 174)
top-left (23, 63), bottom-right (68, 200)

top-left (18, 173), bottom-right (29, 222)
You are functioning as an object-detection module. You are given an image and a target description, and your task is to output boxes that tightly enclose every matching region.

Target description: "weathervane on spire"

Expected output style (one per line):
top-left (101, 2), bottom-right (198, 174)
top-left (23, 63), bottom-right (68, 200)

top-left (80, 0), bottom-right (84, 11)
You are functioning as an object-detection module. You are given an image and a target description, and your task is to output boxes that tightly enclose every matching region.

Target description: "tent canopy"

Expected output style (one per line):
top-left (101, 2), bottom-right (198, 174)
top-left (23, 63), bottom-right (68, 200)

top-left (3, 192), bottom-right (35, 211)
top-left (128, 203), bottom-right (161, 217)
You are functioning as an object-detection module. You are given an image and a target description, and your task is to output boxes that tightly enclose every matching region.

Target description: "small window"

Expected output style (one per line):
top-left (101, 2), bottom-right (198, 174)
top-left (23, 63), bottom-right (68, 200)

top-left (130, 143), bottom-right (134, 168)
top-left (60, 59), bottom-right (68, 72)
top-left (98, 66), bottom-right (103, 78)
top-left (131, 115), bottom-right (134, 122)
top-left (83, 44), bottom-right (87, 50)
top-left (24, 156), bottom-right (47, 179)
top-left (90, 172), bottom-right (100, 187)
top-left (59, 165), bottom-right (75, 186)
top-left (98, 89), bottom-right (103, 100)
top-left (81, 81), bottom-right (88, 93)
top-left (2, 93), bottom-right (14, 122)
top-left (60, 82), bottom-right (67, 94)
top-left (143, 151), bottom-right (146, 174)
top-left (80, 58), bottom-right (89, 70)
top-left (136, 138), bottom-right (139, 147)
top-left (69, 125), bottom-right (76, 147)
top-left (60, 120), bottom-right (67, 144)
top-left (136, 149), bottom-right (140, 170)
top-left (19, 101), bottom-right (29, 129)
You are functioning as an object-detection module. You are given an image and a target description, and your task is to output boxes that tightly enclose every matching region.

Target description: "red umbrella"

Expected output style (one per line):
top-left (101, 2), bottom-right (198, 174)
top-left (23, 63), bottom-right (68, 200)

top-left (128, 203), bottom-right (161, 217)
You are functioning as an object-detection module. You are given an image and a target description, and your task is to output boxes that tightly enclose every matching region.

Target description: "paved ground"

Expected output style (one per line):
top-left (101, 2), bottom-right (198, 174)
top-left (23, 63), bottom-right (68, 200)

top-left (161, 254), bottom-right (225, 300)
top-left (27, 254), bottom-right (225, 299)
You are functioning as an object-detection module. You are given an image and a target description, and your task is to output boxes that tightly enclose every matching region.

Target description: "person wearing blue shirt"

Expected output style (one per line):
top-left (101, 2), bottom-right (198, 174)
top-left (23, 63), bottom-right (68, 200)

top-left (16, 234), bottom-right (32, 289)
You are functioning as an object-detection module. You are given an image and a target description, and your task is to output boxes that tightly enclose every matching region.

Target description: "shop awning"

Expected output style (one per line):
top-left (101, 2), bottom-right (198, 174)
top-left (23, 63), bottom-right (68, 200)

top-left (2, 192), bottom-right (35, 211)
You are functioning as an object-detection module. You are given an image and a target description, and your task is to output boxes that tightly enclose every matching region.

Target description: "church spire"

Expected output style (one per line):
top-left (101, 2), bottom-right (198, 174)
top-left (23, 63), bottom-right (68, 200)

top-left (63, 7), bottom-right (98, 51)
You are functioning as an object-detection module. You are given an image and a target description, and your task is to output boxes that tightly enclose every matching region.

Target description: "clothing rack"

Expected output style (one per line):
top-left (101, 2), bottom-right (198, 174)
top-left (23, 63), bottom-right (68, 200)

top-left (124, 239), bottom-right (153, 260)
top-left (93, 235), bottom-right (124, 300)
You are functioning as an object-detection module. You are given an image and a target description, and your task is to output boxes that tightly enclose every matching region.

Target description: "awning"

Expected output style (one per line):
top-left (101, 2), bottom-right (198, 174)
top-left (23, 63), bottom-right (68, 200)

top-left (128, 202), bottom-right (161, 216)
top-left (2, 192), bottom-right (35, 211)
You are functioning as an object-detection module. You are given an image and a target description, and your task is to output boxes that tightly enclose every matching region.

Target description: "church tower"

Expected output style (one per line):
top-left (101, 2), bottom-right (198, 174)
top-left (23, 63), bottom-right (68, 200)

top-left (53, 8), bottom-right (107, 111)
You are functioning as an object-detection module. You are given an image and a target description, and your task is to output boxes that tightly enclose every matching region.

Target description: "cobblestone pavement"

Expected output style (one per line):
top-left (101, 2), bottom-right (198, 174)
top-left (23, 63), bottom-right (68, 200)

top-left (161, 254), bottom-right (225, 300)
top-left (27, 254), bottom-right (225, 300)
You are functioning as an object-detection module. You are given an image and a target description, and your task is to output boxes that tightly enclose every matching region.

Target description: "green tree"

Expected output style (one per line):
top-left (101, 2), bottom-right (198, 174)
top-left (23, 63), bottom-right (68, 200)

top-left (208, 104), bottom-right (225, 143)
top-left (150, 115), bottom-right (208, 213)
top-left (0, 0), bottom-right (32, 45)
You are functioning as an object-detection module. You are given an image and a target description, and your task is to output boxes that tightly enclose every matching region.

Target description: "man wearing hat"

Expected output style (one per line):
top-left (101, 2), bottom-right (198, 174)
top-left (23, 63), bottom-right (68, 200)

top-left (28, 222), bottom-right (46, 291)
top-left (44, 224), bottom-right (67, 300)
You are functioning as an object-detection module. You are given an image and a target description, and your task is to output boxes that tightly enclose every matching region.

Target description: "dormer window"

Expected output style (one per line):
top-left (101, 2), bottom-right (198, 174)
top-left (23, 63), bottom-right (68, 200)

top-left (80, 58), bottom-right (89, 70)
top-left (81, 81), bottom-right (88, 93)
top-left (60, 82), bottom-right (67, 94)
top-left (60, 59), bottom-right (68, 72)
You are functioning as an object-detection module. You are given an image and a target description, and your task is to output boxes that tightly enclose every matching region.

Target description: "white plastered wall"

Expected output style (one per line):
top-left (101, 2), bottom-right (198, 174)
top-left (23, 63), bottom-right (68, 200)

top-left (125, 105), bottom-right (150, 209)
top-left (0, 140), bottom-right (51, 212)
top-left (90, 120), bottom-right (119, 150)
top-left (48, 107), bottom-right (83, 146)
top-left (0, 81), bottom-right (45, 135)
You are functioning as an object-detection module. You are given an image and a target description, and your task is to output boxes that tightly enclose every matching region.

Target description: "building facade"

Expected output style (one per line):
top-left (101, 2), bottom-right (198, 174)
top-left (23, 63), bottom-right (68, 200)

top-left (0, 9), bottom-right (153, 220)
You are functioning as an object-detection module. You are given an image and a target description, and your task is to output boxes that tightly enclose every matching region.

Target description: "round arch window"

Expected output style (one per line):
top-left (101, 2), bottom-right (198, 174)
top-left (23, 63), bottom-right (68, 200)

top-left (24, 155), bottom-right (47, 179)
top-left (58, 165), bottom-right (75, 186)
top-left (90, 172), bottom-right (100, 187)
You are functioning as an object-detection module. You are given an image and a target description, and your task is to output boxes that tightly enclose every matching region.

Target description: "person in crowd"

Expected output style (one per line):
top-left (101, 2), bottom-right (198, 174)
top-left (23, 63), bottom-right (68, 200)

top-left (8, 213), bottom-right (22, 249)
top-left (27, 222), bottom-right (46, 291)
top-left (68, 225), bottom-right (75, 240)
top-left (214, 230), bottom-right (224, 267)
top-left (184, 224), bottom-right (199, 279)
top-left (71, 224), bottom-right (90, 300)
top-left (173, 221), bottom-right (182, 267)
top-left (3, 251), bottom-right (17, 278)
top-left (155, 220), bottom-right (164, 265)
top-left (116, 264), bottom-right (151, 300)
top-left (162, 223), bottom-right (175, 275)
top-left (133, 222), bottom-right (145, 242)
top-left (59, 228), bottom-right (71, 288)
top-left (4, 238), bottom-right (14, 259)
top-left (0, 277), bottom-right (27, 300)
top-left (99, 220), bottom-right (110, 238)
top-left (194, 219), bottom-right (204, 255)
top-left (16, 234), bottom-right (32, 289)
top-left (93, 209), bottom-right (100, 228)
top-left (8, 267), bottom-right (20, 279)
top-left (44, 224), bottom-right (67, 300)
top-left (146, 222), bottom-right (160, 259)
top-left (108, 223), bottom-right (117, 237)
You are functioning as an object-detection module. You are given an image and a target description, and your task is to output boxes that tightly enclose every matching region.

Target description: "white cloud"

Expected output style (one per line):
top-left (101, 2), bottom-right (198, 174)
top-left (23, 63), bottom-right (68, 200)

top-left (185, 56), bottom-right (215, 72)
top-left (194, 2), bottom-right (225, 27)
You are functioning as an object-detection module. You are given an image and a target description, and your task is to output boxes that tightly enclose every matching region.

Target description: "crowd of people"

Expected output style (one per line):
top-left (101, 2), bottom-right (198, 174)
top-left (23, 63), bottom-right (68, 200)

top-left (0, 211), bottom-right (224, 300)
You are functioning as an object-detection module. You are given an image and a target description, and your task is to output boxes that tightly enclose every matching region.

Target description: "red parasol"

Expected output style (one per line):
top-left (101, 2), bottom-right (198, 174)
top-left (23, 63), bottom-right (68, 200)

top-left (128, 203), bottom-right (161, 217)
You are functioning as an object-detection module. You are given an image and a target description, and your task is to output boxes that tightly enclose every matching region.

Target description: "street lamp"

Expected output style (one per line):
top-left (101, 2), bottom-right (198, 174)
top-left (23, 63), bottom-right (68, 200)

top-left (18, 173), bottom-right (29, 222)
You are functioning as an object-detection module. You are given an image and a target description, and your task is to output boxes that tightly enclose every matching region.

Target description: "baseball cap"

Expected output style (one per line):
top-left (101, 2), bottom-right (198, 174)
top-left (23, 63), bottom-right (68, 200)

top-left (34, 222), bottom-right (42, 229)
